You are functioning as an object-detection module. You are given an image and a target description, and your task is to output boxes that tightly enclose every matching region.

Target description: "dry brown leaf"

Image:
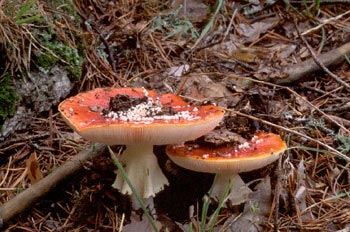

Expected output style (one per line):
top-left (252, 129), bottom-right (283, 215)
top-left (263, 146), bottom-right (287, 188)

top-left (171, 0), bottom-right (208, 23)
top-left (231, 48), bottom-right (259, 63)
top-left (204, 130), bottom-right (246, 145)
top-left (182, 74), bottom-right (232, 106)
top-left (218, 176), bottom-right (272, 232)
top-left (295, 160), bottom-right (314, 222)
top-left (236, 17), bottom-right (280, 43)
top-left (26, 152), bottom-right (43, 184)
top-left (295, 95), bottom-right (311, 113)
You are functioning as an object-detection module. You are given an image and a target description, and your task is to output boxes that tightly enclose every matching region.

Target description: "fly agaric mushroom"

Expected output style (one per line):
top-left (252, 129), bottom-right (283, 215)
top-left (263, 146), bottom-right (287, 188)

top-left (166, 132), bottom-right (287, 205)
top-left (59, 87), bottom-right (224, 208)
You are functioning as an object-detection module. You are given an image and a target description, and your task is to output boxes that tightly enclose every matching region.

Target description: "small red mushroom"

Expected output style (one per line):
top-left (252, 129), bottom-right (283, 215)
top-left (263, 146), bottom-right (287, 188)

top-left (59, 87), bottom-right (225, 208)
top-left (166, 132), bottom-right (287, 205)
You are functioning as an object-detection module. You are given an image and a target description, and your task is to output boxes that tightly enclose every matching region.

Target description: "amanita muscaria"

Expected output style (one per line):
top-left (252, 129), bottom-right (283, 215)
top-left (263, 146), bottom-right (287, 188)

top-left (166, 132), bottom-right (287, 205)
top-left (58, 87), bottom-right (224, 207)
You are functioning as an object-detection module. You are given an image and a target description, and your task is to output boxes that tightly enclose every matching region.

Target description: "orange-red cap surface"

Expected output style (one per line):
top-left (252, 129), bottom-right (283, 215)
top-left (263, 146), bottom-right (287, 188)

top-left (166, 132), bottom-right (287, 173)
top-left (59, 88), bottom-right (225, 145)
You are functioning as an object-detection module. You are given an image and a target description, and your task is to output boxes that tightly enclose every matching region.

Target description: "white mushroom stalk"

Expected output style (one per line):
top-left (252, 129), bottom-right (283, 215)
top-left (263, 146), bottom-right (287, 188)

top-left (112, 144), bottom-right (168, 198)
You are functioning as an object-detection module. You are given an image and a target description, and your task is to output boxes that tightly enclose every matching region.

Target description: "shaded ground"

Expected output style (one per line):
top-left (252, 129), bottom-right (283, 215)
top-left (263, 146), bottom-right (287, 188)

top-left (1, 0), bottom-right (350, 231)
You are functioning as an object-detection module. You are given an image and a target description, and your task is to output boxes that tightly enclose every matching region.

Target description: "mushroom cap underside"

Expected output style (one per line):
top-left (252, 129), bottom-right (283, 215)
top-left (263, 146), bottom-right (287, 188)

top-left (59, 87), bottom-right (225, 145)
top-left (166, 132), bottom-right (287, 173)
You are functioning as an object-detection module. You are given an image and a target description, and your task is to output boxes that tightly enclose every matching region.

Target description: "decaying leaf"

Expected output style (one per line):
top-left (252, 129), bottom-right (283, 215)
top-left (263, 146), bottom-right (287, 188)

top-left (171, 0), bottom-right (208, 23)
top-left (204, 130), bottom-right (246, 145)
top-left (168, 64), bottom-right (190, 77)
top-left (236, 17), bottom-right (280, 43)
top-left (26, 152), bottom-right (43, 184)
top-left (295, 95), bottom-right (311, 113)
top-left (231, 48), bottom-right (260, 63)
top-left (182, 74), bottom-right (232, 106)
top-left (294, 160), bottom-right (314, 222)
top-left (226, 175), bottom-right (253, 206)
top-left (227, 176), bottom-right (273, 232)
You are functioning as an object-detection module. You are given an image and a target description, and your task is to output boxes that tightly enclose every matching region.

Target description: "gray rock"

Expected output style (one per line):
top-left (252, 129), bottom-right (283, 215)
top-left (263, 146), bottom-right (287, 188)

top-left (0, 64), bottom-right (73, 141)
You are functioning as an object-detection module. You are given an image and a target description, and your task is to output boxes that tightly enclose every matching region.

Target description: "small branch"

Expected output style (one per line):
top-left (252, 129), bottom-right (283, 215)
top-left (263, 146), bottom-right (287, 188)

top-left (78, 12), bottom-right (118, 75)
top-left (0, 133), bottom-right (49, 150)
top-left (301, 9), bottom-right (350, 36)
top-left (294, 20), bottom-right (350, 90)
top-left (275, 42), bottom-right (350, 85)
top-left (0, 144), bottom-right (106, 227)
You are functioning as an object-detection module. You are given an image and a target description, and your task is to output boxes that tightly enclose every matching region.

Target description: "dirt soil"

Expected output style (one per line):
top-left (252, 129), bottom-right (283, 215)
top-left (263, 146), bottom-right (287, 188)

top-left (1, 0), bottom-right (350, 231)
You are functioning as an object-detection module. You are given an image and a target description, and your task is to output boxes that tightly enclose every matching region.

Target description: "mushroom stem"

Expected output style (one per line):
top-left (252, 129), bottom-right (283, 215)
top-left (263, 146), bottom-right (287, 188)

top-left (210, 174), bottom-right (252, 205)
top-left (112, 144), bottom-right (169, 199)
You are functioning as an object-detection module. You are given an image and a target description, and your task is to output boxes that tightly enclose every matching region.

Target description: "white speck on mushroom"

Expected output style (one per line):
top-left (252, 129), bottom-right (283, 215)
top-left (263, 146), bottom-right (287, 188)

top-left (251, 136), bottom-right (264, 145)
top-left (238, 141), bottom-right (251, 150)
top-left (142, 87), bottom-right (149, 97)
top-left (202, 154), bottom-right (209, 159)
top-left (251, 135), bottom-right (258, 142)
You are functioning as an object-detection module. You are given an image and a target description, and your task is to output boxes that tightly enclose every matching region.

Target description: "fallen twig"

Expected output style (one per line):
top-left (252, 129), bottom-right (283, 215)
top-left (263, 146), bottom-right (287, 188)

top-left (78, 12), bottom-right (118, 75)
top-left (275, 42), bottom-right (350, 85)
top-left (0, 133), bottom-right (49, 150)
top-left (295, 19), bottom-right (350, 90)
top-left (0, 144), bottom-right (106, 227)
top-left (301, 9), bottom-right (350, 36)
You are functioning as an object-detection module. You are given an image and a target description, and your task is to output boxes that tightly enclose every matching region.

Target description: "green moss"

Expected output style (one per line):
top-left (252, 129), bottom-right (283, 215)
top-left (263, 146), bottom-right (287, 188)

top-left (33, 25), bottom-right (83, 80)
top-left (30, 0), bottom-right (83, 81)
top-left (0, 76), bottom-right (19, 128)
top-left (35, 52), bottom-right (58, 69)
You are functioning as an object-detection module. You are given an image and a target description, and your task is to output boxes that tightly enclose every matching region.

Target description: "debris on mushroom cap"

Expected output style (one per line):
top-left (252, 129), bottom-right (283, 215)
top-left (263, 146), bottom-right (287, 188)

top-left (166, 132), bottom-right (287, 174)
top-left (58, 87), bottom-right (225, 145)
top-left (101, 93), bottom-right (200, 123)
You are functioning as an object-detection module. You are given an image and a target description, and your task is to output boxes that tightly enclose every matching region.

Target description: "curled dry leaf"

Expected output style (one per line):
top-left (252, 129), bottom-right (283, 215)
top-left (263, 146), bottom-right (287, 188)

top-left (203, 130), bottom-right (246, 145)
top-left (171, 0), bottom-right (208, 23)
top-left (236, 17), bottom-right (280, 43)
top-left (26, 152), bottom-right (43, 184)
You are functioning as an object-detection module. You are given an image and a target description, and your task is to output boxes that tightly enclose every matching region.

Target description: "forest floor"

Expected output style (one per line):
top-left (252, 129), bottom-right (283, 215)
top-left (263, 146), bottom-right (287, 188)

top-left (1, 0), bottom-right (350, 231)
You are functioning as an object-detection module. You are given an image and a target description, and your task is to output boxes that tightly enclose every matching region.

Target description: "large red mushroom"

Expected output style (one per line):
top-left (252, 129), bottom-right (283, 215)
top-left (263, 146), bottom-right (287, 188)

top-left (166, 132), bottom-right (287, 205)
top-left (59, 87), bottom-right (224, 209)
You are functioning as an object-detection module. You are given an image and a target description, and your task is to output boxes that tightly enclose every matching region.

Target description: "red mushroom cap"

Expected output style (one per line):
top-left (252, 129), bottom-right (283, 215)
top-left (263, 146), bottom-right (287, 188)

top-left (166, 132), bottom-right (287, 173)
top-left (59, 88), bottom-right (225, 145)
